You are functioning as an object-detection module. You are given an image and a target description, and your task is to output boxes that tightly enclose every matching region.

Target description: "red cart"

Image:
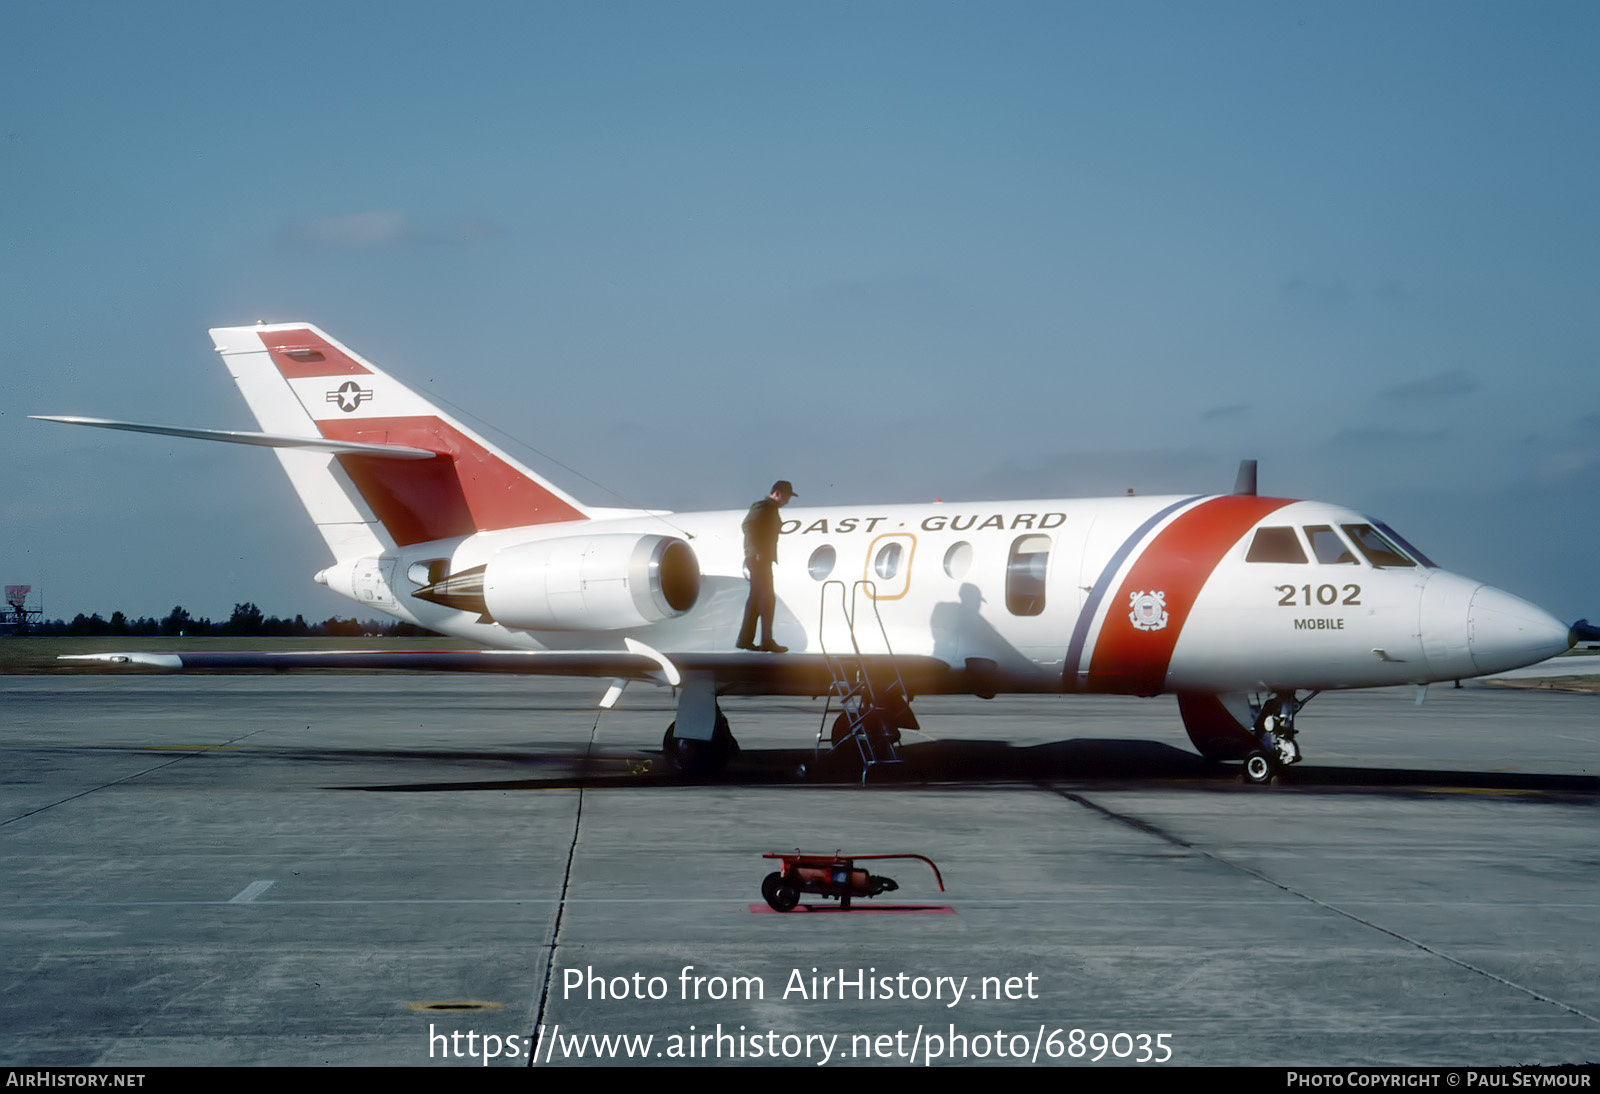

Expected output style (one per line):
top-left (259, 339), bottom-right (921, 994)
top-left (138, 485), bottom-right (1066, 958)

top-left (761, 851), bottom-right (944, 912)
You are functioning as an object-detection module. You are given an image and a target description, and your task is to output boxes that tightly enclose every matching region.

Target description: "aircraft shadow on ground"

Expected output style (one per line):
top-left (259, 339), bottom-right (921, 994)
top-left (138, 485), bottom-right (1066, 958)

top-left (326, 738), bottom-right (1600, 798)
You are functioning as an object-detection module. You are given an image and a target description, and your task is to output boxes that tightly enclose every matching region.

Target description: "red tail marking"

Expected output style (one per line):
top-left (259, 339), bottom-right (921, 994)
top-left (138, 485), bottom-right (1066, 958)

top-left (334, 452), bottom-right (477, 545)
top-left (1087, 495), bottom-right (1295, 695)
top-left (319, 416), bottom-right (586, 544)
top-left (257, 328), bottom-right (371, 378)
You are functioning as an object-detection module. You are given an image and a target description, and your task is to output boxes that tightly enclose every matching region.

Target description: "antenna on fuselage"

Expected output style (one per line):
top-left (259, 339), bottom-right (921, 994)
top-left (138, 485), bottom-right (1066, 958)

top-left (1232, 459), bottom-right (1258, 496)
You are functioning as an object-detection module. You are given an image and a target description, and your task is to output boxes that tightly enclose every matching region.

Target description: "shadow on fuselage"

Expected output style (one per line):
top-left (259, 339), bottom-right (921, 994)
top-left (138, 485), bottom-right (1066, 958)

top-left (929, 583), bottom-right (1041, 677)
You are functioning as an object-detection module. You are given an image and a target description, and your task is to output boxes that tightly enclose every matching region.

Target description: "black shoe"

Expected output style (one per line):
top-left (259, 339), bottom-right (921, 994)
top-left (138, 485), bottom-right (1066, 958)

top-left (736, 641), bottom-right (759, 651)
top-left (759, 642), bottom-right (789, 653)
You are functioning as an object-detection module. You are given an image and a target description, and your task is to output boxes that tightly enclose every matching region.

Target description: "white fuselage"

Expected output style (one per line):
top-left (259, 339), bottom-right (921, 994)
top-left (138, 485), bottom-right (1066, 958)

top-left (318, 492), bottom-right (1572, 697)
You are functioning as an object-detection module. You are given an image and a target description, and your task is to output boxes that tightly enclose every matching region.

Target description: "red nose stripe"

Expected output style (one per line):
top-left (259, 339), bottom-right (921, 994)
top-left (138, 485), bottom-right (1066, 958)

top-left (1087, 495), bottom-right (1294, 694)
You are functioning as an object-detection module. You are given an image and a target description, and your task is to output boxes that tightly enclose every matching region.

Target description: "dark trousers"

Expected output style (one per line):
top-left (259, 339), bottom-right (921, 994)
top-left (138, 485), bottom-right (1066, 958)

top-left (737, 561), bottom-right (775, 646)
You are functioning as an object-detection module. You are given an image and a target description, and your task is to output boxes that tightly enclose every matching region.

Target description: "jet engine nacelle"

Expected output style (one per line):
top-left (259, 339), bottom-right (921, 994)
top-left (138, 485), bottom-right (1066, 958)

top-left (415, 533), bottom-right (701, 631)
top-left (488, 533), bottom-right (701, 631)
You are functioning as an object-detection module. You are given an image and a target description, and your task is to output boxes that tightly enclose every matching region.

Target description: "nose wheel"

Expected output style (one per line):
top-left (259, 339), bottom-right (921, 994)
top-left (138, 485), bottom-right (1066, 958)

top-left (1242, 750), bottom-right (1277, 785)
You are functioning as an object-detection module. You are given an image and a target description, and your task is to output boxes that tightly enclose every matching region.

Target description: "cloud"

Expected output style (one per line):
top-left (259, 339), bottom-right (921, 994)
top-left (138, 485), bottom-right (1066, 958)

top-left (1280, 277), bottom-right (1352, 305)
top-left (1377, 369), bottom-right (1477, 403)
top-left (1536, 448), bottom-right (1600, 481)
top-left (280, 211), bottom-right (508, 249)
top-left (963, 448), bottom-right (1243, 500)
top-left (282, 210), bottom-right (416, 248)
top-left (1326, 425), bottom-right (1452, 449)
top-left (452, 216), bottom-right (508, 242)
top-left (1201, 403), bottom-right (1252, 422)
top-left (1279, 277), bottom-right (1416, 309)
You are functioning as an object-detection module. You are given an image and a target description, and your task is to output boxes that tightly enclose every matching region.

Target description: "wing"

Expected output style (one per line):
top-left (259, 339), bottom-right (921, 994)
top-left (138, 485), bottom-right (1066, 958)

top-left (60, 646), bottom-right (994, 696)
top-left (62, 648), bottom-right (667, 678)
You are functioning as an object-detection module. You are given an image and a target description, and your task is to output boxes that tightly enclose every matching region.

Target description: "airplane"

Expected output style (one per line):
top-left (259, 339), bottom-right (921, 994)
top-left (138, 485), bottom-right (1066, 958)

top-left (36, 322), bottom-right (1596, 783)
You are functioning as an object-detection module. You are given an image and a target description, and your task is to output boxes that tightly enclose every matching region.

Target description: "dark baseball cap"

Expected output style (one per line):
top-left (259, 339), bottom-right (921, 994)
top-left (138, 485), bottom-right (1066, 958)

top-left (771, 480), bottom-right (797, 496)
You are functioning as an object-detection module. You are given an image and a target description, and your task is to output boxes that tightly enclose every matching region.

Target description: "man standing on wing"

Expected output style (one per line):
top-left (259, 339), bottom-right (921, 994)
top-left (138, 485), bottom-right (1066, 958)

top-left (736, 479), bottom-right (795, 652)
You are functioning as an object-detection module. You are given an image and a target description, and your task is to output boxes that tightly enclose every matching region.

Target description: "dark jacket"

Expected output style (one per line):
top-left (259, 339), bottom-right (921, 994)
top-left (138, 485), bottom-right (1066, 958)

top-left (742, 498), bottom-right (782, 564)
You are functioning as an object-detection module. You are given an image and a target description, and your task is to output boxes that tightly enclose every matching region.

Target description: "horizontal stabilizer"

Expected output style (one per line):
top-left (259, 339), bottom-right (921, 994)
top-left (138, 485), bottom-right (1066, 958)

top-left (32, 416), bottom-right (440, 460)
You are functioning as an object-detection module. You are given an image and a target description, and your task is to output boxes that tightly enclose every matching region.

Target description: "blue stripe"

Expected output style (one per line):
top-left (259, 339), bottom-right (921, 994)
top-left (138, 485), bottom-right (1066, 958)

top-left (1063, 495), bottom-right (1204, 688)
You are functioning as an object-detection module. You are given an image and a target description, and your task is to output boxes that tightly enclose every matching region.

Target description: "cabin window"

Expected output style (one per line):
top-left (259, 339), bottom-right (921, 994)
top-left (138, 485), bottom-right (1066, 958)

top-left (943, 541), bottom-right (973, 580)
top-left (873, 542), bottom-right (902, 581)
top-left (1304, 525), bottom-right (1358, 565)
top-left (1246, 527), bottom-right (1307, 564)
top-left (807, 545), bottom-right (836, 581)
top-left (1341, 524), bottom-right (1415, 568)
top-left (1006, 534), bottom-right (1050, 616)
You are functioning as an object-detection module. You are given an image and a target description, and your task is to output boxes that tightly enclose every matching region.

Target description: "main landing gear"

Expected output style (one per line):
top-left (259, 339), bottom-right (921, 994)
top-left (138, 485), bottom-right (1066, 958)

top-left (1177, 690), bottom-right (1319, 785)
top-left (661, 706), bottom-right (738, 776)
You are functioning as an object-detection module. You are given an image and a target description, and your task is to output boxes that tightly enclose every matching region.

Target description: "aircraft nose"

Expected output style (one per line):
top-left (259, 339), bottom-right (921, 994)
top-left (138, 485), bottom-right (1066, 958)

top-left (1467, 584), bottom-right (1572, 675)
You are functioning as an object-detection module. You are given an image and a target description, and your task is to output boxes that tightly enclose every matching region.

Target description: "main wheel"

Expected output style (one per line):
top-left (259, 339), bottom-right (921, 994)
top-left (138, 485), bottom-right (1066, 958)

top-left (761, 871), bottom-right (799, 912)
top-left (831, 710), bottom-right (900, 748)
top-left (1241, 749), bottom-right (1276, 785)
top-left (662, 710), bottom-right (736, 776)
top-left (829, 712), bottom-right (853, 746)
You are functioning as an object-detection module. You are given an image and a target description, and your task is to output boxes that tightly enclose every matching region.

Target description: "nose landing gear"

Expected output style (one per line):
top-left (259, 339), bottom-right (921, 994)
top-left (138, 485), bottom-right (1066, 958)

top-left (1241, 690), bottom-right (1317, 784)
top-left (1177, 690), bottom-right (1319, 785)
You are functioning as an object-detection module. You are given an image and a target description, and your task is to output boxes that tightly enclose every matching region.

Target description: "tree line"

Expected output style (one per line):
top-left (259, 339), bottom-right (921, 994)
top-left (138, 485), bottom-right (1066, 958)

top-left (15, 603), bottom-right (438, 638)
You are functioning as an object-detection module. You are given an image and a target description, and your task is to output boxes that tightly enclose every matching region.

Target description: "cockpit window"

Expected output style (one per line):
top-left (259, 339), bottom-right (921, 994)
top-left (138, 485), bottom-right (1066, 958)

top-left (1341, 523), bottom-right (1415, 568)
top-left (1372, 519), bottom-right (1436, 568)
top-left (1303, 525), bottom-right (1358, 565)
top-left (1246, 527), bottom-right (1307, 564)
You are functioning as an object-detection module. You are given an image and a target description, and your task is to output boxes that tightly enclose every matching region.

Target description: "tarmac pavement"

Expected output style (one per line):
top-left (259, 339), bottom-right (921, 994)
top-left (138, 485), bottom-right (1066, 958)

top-left (1, 673), bottom-right (1595, 1067)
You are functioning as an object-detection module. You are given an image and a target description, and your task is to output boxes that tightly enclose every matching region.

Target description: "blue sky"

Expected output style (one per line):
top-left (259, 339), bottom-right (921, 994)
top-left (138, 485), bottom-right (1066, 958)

top-left (4, 1), bottom-right (1597, 624)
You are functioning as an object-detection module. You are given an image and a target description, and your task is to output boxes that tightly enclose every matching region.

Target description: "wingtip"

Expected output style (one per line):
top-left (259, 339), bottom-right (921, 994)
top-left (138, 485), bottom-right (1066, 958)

top-left (58, 652), bottom-right (183, 668)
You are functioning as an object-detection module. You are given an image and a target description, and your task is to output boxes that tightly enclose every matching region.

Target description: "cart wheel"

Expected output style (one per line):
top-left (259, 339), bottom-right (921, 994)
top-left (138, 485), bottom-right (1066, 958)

top-left (761, 871), bottom-right (800, 912)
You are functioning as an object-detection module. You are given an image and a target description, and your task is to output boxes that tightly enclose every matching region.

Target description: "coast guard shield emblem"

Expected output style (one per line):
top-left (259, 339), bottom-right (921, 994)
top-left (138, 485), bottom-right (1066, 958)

top-left (1128, 590), bottom-right (1168, 632)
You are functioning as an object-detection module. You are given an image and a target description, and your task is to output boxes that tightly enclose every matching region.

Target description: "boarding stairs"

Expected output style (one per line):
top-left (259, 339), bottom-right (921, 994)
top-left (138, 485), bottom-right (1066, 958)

top-left (816, 580), bottom-right (916, 783)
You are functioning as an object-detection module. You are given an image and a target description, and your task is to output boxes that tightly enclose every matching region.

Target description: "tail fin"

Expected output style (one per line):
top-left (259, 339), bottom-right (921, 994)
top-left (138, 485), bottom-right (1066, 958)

top-left (212, 323), bottom-right (589, 558)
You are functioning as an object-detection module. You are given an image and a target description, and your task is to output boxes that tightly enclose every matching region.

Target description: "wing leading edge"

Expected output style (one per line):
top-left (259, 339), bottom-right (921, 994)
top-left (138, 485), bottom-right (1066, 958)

top-left (59, 648), bottom-right (1020, 697)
